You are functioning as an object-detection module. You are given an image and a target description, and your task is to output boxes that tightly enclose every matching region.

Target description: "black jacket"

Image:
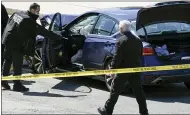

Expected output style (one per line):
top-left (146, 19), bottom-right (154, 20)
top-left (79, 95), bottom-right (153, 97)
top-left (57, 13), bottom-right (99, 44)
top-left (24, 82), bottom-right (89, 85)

top-left (1, 3), bottom-right (9, 36)
top-left (2, 11), bottom-right (64, 56)
top-left (111, 31), bottom-right (143, 69)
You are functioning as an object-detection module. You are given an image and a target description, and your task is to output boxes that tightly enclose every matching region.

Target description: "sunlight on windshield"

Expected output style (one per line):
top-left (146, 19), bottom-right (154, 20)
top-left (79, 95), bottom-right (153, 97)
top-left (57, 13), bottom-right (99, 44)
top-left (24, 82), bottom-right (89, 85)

top-left (131, 21), bottom-right (190, 36)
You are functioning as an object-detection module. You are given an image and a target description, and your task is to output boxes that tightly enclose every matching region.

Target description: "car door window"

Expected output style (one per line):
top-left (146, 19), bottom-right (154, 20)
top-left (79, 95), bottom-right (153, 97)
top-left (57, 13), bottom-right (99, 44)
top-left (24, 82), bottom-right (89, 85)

top-left (51, 17), bottom-right (61, 31)
top-left (111, 23), bottom-right (119, 35)
top-left (92, 16), bottom-right (116, 36)
top-left (49, 13), bottom-right (62, 32)
top-left (69, 14), bottom-right (98, 35)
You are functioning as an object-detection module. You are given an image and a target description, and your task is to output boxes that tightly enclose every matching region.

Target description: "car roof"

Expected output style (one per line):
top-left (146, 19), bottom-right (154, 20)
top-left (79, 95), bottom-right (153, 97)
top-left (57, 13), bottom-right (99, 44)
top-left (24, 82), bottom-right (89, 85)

top-left (42, 14), bottom-right (78, 20)
top-left (85, 7), bottom-right (142, 22)
top-left (42, 14), bottom-right (78, 26)
top-left (42, 13), bottom-right (78, 17)
top-left (83, 1), bottom-right (190, 22)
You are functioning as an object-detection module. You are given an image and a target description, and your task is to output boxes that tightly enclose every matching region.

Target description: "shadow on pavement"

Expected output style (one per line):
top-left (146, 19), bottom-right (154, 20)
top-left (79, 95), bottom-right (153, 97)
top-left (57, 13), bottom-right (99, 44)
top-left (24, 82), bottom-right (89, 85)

top-left (8, 80), bottom-right (36, 85)
top-left (55, 78), bottom-right (190, 104)
top-left (21, 80), bottom-right (36, 85)
top-left (125, 83), bottom-right (190, 104)
top-left (18, 67), bottom-right (190, 104)
top-left (22, 91), bottom-right (87, 98)
top-left (52, 78), bottom-right (93, 93)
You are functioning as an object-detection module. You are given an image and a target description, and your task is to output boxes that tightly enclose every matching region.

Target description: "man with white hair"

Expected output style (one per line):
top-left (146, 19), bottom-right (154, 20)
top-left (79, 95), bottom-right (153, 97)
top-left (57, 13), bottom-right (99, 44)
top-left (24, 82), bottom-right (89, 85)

top-left (98, 20), bottom-right (148, 115)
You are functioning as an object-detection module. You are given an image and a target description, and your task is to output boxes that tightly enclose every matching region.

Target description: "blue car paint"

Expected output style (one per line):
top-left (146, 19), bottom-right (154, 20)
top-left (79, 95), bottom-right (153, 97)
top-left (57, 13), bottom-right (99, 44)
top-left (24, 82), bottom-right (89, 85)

top-left (76, 7), bottom-right (190, 84)
top-left (82, 34), bottom-right (116, 69)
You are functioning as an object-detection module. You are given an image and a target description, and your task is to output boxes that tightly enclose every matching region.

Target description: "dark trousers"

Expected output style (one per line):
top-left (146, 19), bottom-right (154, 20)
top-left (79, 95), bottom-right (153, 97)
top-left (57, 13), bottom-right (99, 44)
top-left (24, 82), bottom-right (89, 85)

top-left (105, 73), bottom-right (148, 115)
top-left (2, 45), bottom-right (23, 85)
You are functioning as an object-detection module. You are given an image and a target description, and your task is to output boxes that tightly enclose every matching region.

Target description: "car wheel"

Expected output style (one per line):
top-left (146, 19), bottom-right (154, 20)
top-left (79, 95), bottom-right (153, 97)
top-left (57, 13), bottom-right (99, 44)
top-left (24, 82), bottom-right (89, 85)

top-left (184, 82), bottom-right (190, 89)
top-left (33, 47), bottom-right (45, 74)
top-left (104, 59), bottom-right (131, 93)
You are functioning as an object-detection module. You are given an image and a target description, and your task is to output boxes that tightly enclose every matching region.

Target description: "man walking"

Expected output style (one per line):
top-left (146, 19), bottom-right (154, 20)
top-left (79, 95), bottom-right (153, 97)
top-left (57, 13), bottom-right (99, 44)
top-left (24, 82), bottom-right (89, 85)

top-left (97, 20), bottom-right (149, 115)
top-left (1, 3), bottom-right (64, 91)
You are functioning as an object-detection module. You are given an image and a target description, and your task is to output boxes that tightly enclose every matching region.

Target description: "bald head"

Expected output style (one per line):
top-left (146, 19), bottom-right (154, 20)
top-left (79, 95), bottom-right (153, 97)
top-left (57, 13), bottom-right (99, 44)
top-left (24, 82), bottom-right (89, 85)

top-left (119, 20), bottom-right (131, 35)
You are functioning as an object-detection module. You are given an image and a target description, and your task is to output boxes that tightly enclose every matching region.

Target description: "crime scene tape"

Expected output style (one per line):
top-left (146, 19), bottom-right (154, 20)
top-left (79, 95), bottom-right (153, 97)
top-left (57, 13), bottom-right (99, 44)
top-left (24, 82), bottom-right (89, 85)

top-left (2, 64), bottom-right (190, 81)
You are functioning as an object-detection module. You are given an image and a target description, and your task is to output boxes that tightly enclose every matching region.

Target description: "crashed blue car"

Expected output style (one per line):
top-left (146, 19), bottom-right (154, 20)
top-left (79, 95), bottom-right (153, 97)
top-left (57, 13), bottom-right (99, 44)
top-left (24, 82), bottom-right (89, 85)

top-left (29, 1), bottom-right (190, 92)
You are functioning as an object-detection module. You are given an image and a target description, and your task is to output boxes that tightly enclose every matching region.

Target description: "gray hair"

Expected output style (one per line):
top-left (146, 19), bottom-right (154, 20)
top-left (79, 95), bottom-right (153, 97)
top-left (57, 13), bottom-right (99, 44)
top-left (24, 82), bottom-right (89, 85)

top-left (119, 20), bottom-right (131, 34)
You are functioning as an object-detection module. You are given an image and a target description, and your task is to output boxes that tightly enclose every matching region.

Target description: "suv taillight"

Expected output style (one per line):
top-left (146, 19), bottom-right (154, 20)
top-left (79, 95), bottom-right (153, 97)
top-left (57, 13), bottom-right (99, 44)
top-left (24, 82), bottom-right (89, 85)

top-left (143, 47), bottom-right (154, 56)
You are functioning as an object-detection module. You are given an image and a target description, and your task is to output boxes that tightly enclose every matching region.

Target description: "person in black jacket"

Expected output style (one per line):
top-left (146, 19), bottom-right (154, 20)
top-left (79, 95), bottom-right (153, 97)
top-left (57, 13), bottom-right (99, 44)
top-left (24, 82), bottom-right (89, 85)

top-left (1, 3), bottom-right (9, 67)
top-left (1, 3), bottom-right (9, 36)
top-left (1, 3), bottom-right (65, 91)
top-left (97, 20), bottom-right (148, 115)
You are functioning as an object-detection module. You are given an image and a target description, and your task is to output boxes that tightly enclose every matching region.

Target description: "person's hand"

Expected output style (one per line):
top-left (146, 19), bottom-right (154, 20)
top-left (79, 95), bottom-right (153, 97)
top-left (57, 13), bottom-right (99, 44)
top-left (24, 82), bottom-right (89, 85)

top-left (52, 31), bottom-right (68, 40)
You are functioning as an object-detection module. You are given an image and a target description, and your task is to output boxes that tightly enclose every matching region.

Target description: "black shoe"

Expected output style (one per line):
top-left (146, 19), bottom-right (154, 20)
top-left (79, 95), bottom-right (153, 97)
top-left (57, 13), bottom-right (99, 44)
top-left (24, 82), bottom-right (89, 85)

top-left (140, 109), bottom-right (149, 115)
top-left (97, 107), bottom-right (110, 115)
top-left (2, 81), bottom-right (11, 90)
top-left (140, 113), bottom-right (149, 115)
top-left (13, 84), bottom-right (29, 92)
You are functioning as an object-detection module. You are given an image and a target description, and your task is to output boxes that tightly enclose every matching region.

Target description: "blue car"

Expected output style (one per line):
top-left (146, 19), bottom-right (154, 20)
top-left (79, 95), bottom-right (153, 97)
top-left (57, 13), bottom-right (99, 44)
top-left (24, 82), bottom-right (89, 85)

top-left (31, 1), bottom-right (190, 91)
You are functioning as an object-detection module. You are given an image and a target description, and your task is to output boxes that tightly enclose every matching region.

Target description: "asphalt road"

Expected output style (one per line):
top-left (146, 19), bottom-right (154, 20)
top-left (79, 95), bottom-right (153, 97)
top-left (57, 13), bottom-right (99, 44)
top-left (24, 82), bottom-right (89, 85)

top-left (2, 68), bottom-right (190, 114)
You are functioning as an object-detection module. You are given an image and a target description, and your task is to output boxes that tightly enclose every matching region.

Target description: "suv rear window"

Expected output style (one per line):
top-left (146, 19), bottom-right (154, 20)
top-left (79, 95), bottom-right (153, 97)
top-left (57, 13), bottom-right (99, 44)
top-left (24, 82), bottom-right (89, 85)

top-left (132, 21), bottom-right (190, 36)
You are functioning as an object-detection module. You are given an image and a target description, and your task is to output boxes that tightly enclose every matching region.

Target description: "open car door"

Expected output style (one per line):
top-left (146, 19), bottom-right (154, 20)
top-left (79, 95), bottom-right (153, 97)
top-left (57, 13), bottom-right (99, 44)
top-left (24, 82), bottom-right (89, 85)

top-left (46, 12), bottom-right (86, 72)
top-left (45, 12), bottom-right (67, 69)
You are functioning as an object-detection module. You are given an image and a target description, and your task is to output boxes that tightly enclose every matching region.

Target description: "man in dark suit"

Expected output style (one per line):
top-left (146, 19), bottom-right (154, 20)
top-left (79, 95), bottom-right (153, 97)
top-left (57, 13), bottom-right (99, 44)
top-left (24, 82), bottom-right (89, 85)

top-left (1, 3), bottom-right (64, 91)
top-left (1, 3), bottom-right (9, 36)
top-left (97, 20), bottom-right (149, 115)
top-left (1, 3), bottom-right (9, 67)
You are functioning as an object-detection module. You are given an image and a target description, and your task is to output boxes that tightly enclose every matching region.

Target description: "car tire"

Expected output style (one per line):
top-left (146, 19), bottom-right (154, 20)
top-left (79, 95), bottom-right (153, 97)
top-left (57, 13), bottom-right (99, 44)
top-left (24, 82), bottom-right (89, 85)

top-left (184, 82), bottom-right (190, 89)
top-left (32, 47), bottom-right (46, 74)
top-left (104, 59), bottom-right (131, 93)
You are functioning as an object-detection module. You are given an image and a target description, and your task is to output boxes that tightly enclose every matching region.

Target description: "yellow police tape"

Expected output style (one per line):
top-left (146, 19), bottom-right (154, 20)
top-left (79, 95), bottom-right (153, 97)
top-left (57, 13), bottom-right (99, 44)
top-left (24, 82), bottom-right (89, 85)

top-left (2, 64), bottom-right (190, 81)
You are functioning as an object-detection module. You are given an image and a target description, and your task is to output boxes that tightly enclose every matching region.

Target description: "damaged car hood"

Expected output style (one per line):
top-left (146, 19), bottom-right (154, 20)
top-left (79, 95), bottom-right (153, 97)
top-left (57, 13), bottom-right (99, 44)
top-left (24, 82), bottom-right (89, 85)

top-left (136, 3), bottom-right (190, 30)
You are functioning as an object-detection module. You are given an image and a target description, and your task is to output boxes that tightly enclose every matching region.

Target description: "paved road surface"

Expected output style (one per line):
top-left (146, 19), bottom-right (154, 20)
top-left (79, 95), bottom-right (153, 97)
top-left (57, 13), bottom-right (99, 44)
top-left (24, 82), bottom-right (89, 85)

top-left (2, 69), bottom-right (190, 114)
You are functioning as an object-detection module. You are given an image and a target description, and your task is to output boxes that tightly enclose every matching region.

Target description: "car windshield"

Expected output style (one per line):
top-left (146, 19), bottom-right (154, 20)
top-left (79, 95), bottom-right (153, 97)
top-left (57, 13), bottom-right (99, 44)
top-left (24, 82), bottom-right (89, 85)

top-left (131, 21), bottom-right (190, 36)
